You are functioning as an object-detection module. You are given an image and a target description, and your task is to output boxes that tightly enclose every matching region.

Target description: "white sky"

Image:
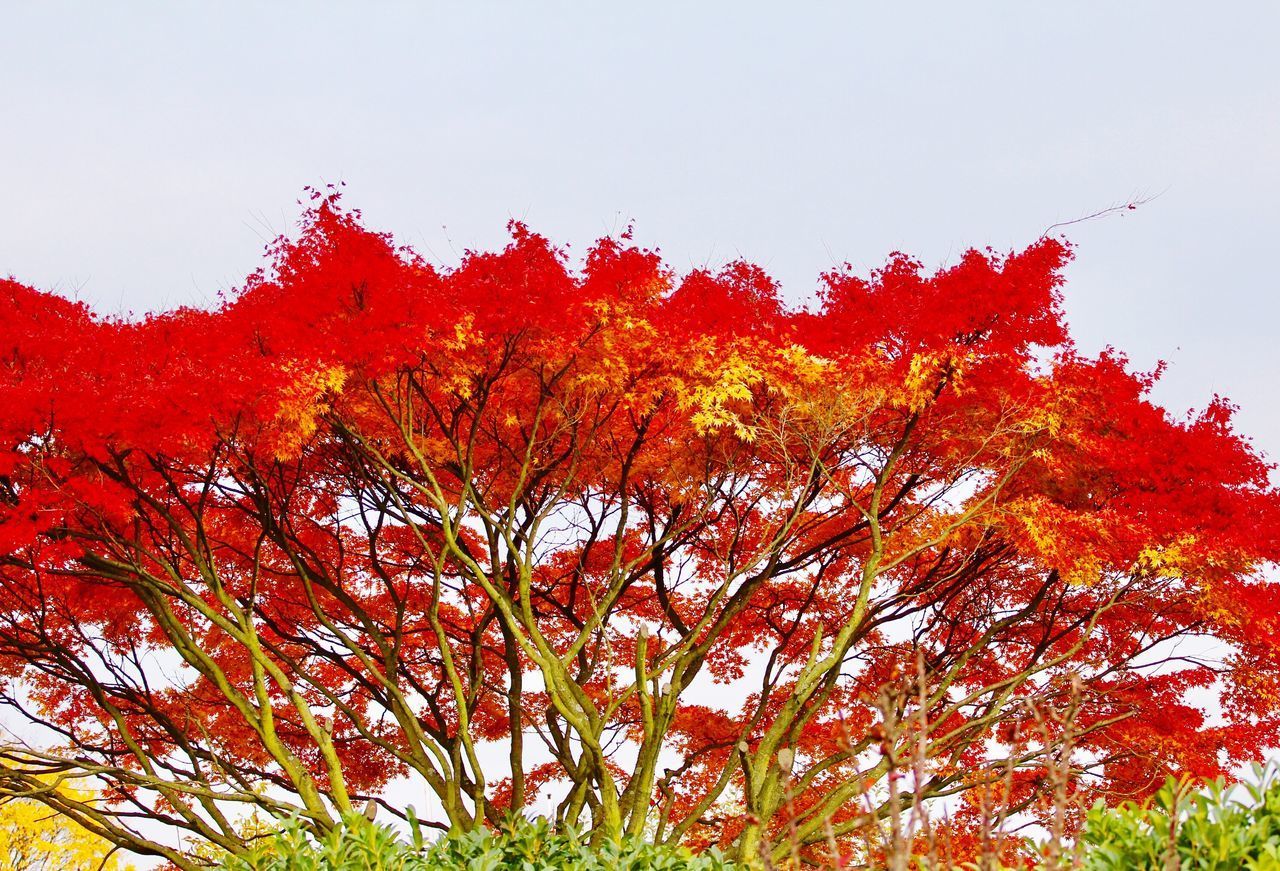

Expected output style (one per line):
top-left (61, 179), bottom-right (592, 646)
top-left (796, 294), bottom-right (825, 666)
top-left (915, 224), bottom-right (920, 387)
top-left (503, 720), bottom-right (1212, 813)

top-left (2, 1), bottom-right (1277, 459)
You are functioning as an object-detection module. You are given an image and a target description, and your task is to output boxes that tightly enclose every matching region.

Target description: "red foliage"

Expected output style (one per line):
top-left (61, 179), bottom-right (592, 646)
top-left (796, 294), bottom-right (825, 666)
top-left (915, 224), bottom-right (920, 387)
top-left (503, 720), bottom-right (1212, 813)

top-left (1, 194), bottom-right (1277, 861)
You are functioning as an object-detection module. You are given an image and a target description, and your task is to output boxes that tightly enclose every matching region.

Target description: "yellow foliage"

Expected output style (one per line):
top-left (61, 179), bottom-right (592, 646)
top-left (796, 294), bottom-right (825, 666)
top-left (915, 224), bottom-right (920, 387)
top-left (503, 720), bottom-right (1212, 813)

top-left (900, 350), bottom-right (968, 411)
top-left (0, 781), bottom-right (133, 871)
top-left (273, 363), bottom-right (348, 458)
top-left (444, 312), bottom-right (480, 352)
top-left (683, 351), bottom-right (765, 442)
top-left (1002, 496), bottom-right (1105, 586)
top-left (185, 808), bottom-right (279, 866)
top-left (1134, 535), bottom-right (1199, 580)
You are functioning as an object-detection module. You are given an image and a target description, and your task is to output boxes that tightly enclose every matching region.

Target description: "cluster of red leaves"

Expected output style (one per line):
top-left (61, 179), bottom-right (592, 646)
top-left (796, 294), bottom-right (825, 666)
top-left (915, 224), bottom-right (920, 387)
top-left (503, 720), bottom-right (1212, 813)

top-left (1, 195), bottom-right (1278, 860)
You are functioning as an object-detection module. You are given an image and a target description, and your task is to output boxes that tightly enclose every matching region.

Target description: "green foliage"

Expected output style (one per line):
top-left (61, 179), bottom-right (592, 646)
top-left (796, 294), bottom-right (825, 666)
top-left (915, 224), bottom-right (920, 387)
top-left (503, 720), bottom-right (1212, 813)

top-left (218, 816), bottom-right (416, 871)
top-left (1073, 764), bottom-right (1280, 871)
top-left (216, 768), bottom-right (1280, 871)
top-left (218, 814), bottom-right (742, 871)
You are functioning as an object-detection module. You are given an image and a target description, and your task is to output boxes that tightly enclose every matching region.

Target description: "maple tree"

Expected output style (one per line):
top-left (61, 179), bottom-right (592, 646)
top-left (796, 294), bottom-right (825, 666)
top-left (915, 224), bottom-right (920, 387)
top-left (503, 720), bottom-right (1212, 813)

top-left (1, 195), bottom-right (1278, 867)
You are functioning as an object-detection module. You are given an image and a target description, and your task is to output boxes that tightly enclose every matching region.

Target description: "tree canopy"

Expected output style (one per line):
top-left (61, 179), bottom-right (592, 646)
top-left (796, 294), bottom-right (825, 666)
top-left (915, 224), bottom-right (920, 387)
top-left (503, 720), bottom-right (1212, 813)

top-left (1, 195), bottom-right (1277, 867)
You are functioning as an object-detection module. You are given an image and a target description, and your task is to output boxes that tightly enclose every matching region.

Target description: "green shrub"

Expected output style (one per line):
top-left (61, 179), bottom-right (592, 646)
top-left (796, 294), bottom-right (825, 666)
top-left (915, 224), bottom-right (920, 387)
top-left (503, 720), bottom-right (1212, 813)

top-left (213, 768), bottom-right (1280, 871)
top-left (218, 814), bottom-right (742, 871)
top-left (1073, 764), bottom-right (1280, 870)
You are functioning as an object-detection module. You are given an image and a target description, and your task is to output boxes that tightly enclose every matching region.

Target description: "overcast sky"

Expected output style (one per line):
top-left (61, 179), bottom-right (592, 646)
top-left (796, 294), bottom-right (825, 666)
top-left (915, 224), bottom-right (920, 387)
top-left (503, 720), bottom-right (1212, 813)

top-left (3, 2), bottom-right (1277, 467)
